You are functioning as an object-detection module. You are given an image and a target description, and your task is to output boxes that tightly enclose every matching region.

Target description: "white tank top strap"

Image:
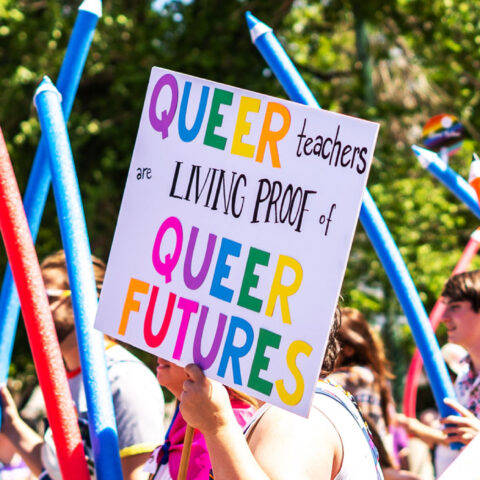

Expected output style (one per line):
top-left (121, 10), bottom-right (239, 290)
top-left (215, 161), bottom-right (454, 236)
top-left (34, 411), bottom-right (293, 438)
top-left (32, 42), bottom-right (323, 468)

top-left (243, 403), bottom-right (271, 442)
top-left (315, 379), bottom-right (383, 480)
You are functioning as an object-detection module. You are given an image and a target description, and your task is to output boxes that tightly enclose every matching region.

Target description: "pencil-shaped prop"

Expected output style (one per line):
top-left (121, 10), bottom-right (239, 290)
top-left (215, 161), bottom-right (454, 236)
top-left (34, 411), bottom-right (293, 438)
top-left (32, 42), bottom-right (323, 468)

top-left (0, 0), bottom-right (102, 399)
top-left (246, 11), bottom-right (459, 425)
top-left (403, 227), bottom-right (480, 417)
top-left (0, 128), bottom-right (90, 480)
top-left (34, 77), bottom-right (123, 480)
top-left (177, 425), bottom-right (195, 480)
top-left (412, 145), bottom-right (480, 219)
top-left (246, 13), bottom-right (319, 107)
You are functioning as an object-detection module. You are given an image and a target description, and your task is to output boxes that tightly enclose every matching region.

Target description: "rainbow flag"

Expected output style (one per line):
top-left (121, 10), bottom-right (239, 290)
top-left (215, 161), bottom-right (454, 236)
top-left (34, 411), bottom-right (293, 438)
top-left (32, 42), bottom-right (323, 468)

top-left (422, 113), bottom-right (465, 155)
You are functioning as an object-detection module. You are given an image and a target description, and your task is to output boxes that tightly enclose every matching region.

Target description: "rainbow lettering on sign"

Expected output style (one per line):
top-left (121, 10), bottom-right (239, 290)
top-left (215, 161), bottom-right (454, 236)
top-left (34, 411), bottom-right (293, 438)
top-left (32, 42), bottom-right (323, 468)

top-left (148, 73), bottom-right (291, 168)
top-left (117, 216), bottom-right (310, 406)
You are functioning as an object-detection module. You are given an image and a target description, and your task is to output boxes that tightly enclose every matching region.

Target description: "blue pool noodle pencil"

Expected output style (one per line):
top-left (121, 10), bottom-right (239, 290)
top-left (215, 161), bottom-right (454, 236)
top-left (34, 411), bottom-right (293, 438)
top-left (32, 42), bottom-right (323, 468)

top-left (34, 77), bottom-right (122, 480)
top-left (0, 0), bottom-right (102, 388)
top-left (0, 0), bottom-right (102, 386)
top-left (246, 11), bottom-right (459, 426)
top-left (412, 144), bottom-right (480, 219)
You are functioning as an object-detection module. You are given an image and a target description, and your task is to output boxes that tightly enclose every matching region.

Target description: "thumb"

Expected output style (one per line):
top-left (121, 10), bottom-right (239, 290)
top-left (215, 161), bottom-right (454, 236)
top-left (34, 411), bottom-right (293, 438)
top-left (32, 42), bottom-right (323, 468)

top-left (184, 363), bottom-right (205, 382)
top-left (443, 398), bottom-right (473, 418)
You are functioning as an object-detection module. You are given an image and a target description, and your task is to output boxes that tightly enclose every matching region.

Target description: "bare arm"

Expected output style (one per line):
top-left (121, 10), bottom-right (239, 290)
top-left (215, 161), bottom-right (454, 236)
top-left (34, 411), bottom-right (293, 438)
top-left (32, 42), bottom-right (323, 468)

top-left (0, 386), bottom-right (43, 476)
top-left (395, 412), bottom-right (447, 448)
top-left (382, 468), bottom-right (423, 480)
top-left (245, 405), bottom-right (341, 479)
top-left (180, 365), bottom-right (341, 480)
top-left (121, 452), bottom-right (152, 480)
top-left (202, 419), bottom-right (271, 480)
top-left (203, 410), bottom-right (339, 480)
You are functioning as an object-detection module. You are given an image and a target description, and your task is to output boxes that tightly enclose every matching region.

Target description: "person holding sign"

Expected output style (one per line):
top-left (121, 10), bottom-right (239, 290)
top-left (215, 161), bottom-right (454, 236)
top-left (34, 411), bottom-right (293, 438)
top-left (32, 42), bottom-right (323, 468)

top-left (178, 311), bottom-right (384, 479)
top-left (92, 66), bottom-right (382, 478)
top-left (143, 357), bottom-right (256, 479)
top-left (0, 251), bottom-right (166, 480)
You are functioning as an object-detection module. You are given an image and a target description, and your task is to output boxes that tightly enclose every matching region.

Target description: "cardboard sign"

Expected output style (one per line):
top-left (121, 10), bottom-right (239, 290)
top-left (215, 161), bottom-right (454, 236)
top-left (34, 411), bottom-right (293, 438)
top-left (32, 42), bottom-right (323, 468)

top-left (95, 67), bottom-right (379, 416)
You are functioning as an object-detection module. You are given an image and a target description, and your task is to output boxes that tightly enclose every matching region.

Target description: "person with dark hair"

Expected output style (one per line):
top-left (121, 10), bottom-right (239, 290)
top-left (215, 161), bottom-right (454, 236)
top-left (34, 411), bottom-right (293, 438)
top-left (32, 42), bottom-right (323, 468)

top-left (0, 250), bottom-right (166, 480)
top-left (178, 310), bottom-right (385, 479)
top-left (328, 308), bottom-right (423, 480)
top-left (398, 269), bottom-right (480, 475)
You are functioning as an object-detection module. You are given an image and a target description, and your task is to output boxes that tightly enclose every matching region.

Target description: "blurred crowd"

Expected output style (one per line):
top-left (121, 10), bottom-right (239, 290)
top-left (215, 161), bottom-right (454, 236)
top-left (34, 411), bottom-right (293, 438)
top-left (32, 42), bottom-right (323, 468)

top-left (1, 252), bottom-right (479, 479)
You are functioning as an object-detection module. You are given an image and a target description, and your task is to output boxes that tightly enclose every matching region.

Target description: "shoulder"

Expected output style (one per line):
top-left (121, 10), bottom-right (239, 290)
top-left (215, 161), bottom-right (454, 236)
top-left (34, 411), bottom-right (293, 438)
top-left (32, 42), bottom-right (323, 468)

top-left (105, 346), bottom-right (164, 417)
top-left (346, 365), bottom-right (375, 383)
top-left (106, 344), bottom-right (143, 365)
top-left (107, 346), bottom-right (159, 385)
top-left (247, 404), bottom-right (342, 478)
top-left (329, 366), bottom-right (376, 388)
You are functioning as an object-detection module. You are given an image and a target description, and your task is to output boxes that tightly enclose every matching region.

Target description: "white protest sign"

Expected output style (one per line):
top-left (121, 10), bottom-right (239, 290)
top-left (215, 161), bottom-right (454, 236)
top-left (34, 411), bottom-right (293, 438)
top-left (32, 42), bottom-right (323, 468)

top-left (95, 67), bottom-right (379, 416)
top-left (438, 435), bottom-right (480, 479)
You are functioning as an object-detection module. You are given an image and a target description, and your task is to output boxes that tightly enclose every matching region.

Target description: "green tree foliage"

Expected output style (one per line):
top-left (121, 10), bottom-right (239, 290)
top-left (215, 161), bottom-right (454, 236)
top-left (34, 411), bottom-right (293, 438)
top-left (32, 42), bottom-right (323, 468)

top-left (2, 0), bottom-right (480, 402)
top-left (0, 0), bottom-right (292, 396)
top-left (281, 0), bottom-right (480, 399)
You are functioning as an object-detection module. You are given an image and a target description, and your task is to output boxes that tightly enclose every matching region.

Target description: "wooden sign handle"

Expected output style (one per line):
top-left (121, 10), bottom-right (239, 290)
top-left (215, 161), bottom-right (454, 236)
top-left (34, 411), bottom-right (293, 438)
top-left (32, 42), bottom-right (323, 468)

top-left (177, 424), bottom-right (195, 480)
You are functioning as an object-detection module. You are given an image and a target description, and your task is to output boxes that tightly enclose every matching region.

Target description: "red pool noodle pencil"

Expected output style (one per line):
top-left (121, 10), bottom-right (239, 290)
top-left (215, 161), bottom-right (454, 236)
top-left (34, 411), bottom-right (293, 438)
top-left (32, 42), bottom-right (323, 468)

top-left (0, 128), bottom-right (90, 480)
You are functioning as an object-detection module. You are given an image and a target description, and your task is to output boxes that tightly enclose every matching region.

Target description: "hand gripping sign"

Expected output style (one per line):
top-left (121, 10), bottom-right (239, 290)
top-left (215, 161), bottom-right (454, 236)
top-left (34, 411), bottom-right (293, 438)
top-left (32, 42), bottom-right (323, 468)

top-left (95, 67), bottom-right (379, 416)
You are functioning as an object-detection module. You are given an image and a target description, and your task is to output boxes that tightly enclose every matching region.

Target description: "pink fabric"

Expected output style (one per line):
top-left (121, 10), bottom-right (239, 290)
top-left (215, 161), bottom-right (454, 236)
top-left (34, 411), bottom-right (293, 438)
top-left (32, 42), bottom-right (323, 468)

top-left (156, 399), bottom-right (254, 480)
